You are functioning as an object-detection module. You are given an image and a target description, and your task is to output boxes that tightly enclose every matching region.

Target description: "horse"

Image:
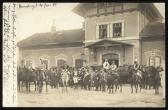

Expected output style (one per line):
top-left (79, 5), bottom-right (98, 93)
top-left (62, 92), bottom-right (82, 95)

top-left (127, 65), bottom-right (141, 93)
top-left (99, 69), bottom-right (107, 92)
top-left (78, 68), bottom-right (86, 89)
top-left (106, 69), bottom-right (121, 94)
top-left (93, 70), bottom-right (102, 91)
top-left (61, 69), bottom-right (69, 92)
top-left (83, 71), bottom-right (91, 90)
top-left (17, 66), bottom-right (26, 92)
top-left (149, 66), bottom-right (163, 94)
top-left (36, 69), bottom-right (45, 93)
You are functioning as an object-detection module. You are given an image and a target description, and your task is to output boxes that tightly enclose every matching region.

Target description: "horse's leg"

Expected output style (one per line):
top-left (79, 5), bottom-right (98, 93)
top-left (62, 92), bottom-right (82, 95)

top-left (109, 85), bottom-right (111, 94)
top-left (29, 82), bottom-right (31, 92)
top-left (46, 81), bottom-right (48, 92)
top-left (131, 84), bottom-right (133, 93)
top-left (35, 81), bottom-right (36, 91)
top-left (112, 84), bottom-right (114, 93)
top-left (26, 82), bottom-right (28, 92)
top-left (115, 84), bottom-right (117, 92)
top-left (120, 83), bottom-right (122, 93)
top-left (135, 84), bottom-right (138, 93)
top-left (18, 81), bottom-right (20, 92)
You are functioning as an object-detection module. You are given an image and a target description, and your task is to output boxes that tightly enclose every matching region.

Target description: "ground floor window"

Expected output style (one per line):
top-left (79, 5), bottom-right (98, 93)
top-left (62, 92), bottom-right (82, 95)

top-left (40, 58), bottom-right (49, 70)
top-left (25, 60), bottom-right (32, 68)
top-left (75, 59), bottom-right (83, 68)
top-left (57, 59), bottom-right (66, 68)
top-left (149, 56), bottom-right (161, 67)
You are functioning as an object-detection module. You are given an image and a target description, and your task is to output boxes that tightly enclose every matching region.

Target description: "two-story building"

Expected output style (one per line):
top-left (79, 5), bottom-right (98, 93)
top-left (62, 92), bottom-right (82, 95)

top-left (73, 3), bottom-right (165, 67)
top-left (17, 3), bottom-right (165, 70)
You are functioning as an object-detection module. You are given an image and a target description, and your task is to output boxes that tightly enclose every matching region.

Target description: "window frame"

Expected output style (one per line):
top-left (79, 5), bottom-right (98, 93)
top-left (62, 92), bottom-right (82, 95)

top-left (96, 20), bottom-right (124, 39)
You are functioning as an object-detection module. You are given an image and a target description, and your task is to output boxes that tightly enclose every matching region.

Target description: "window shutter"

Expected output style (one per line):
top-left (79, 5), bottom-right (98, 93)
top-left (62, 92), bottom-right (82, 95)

top-left (122, 21), bottom-right (124, 37)
top-left (96, 25), bottom-right (99, 39)
top-left (107, 24), bottom-right (110, 38)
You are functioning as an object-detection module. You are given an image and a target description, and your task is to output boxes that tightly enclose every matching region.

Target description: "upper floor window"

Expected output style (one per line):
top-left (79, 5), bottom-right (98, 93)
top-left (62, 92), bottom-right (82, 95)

top-left (113, 23), bottom-right (122, 38)
top-left (96, 21), bottom-right (124, 39)
top-left (99, 24), bottom-right (107, 39)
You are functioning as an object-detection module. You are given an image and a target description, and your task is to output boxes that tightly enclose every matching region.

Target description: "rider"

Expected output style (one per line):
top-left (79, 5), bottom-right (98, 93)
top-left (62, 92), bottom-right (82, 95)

top-left (133, 60), bottom-right (142, 78)
top-left (110, 60), bottom-right (117, 71)
top-left (103, 59), bottom-right (110, 72)
top-left (133, 61), bottom-right (139, 73)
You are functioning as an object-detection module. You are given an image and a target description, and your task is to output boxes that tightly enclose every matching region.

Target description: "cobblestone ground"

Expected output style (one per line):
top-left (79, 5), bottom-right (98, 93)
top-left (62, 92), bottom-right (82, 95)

top-left (17, 84), bottom-right (165, 107)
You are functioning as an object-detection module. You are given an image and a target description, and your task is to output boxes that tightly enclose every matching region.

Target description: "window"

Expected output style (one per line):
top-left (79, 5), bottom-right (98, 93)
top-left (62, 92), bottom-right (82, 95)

top-left (75, 59), bottom-right (83, 68)
top-left (148, 56), bottom-right (161, 67)
top-left (155, 56), bottom-right (161, 67)
top-left (40, 58), bottom-right (49, 70)
top-left (149, 57), bottom-right (155, 66)
top-left (25, 60), bottom-right (32, 68)
top-left (57, 59), bottom-right (66, 68)
top-left (113, 23), bottom-right (122, 38)
top-left (96, 21), bottom-right (124, 39)
top-left (99, 24), bottom-right (107, 39)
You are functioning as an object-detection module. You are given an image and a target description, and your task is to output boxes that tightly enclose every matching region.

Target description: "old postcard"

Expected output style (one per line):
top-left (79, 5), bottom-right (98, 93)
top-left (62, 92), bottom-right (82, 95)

top-left (3, 2), bottom-right (165, 107)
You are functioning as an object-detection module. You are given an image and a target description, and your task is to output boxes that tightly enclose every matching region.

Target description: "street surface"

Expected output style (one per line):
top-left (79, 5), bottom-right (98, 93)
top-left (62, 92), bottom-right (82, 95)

top-left (17, 84), bottom-right (165, 107)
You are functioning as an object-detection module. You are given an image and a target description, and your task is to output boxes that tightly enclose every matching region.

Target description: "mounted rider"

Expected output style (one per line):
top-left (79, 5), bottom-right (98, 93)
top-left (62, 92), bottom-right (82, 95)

top-left (103, 59), bottom-right (110, 72)
top-left (133, 60), bottom-right (142, 78)
top-left (110, 60), bottom-right (117, 71)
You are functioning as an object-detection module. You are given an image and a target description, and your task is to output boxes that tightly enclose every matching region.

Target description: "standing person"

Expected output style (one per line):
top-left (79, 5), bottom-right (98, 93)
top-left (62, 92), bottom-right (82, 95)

top-left (103, 59), bottom-right (110, 71)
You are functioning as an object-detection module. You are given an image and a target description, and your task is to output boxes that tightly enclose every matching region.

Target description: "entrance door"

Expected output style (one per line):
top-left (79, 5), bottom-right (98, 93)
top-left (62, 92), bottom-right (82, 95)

top-left (57, 59), bottom-right (66, 68)
top-left (102, 53), bottom-right (119, 66)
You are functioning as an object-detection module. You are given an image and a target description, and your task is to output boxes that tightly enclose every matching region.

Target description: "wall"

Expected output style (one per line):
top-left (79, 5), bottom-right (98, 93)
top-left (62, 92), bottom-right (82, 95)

top-left (85, 10), bottom-right (139, 41)
top-left (141, 39), bottom-right (165, 66)
top-left (19, 47), bottom-right (84, 68)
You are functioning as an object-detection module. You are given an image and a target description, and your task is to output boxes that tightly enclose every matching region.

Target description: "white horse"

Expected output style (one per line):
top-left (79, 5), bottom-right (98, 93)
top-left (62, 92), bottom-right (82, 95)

top-left (61, 69), bottom-right (69, 92)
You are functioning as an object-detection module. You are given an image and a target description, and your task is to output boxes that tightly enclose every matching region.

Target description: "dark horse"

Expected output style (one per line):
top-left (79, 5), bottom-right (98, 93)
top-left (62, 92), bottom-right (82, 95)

top-left (83, 72), bottom-right (91, 90)
top-left (106, 69), bottom-right (121, 94)
top-left (36, 69), bottom-right (45, 93)
top-left (17, 66), bottom-right (37, 92)
top-left (148, 66), bottom-right (163, 94)
top-left (128, 65), bottom-right (141, 93)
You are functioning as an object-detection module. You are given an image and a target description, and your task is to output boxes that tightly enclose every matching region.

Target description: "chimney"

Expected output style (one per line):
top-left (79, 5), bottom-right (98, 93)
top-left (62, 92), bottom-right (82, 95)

top-left (51, 19), bottom-right (56, 33)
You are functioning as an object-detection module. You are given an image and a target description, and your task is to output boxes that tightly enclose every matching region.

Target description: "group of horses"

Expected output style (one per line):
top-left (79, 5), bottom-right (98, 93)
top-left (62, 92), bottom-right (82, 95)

top-left (17, 64), bottom-right (163, 95)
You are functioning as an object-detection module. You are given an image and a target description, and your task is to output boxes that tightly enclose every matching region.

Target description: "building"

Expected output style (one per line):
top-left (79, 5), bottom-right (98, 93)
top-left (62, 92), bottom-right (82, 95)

top-left (17, 3), bottom-right (165, 70)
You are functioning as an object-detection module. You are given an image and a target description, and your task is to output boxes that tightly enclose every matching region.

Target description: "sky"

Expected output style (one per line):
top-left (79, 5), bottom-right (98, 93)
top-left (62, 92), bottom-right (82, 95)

top-left (15, 3), bottom-right (165, 42)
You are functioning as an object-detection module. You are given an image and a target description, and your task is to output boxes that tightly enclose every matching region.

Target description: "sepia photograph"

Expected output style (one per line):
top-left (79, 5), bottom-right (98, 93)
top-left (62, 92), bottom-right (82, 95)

top-left (3, 2), bottom-right (165, 107)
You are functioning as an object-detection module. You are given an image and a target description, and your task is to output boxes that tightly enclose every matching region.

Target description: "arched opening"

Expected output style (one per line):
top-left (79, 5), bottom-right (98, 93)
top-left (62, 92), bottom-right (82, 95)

top-left (57, 59), bottom-right (66, 68)
top-left (102, 53), bottom-right (119, 66)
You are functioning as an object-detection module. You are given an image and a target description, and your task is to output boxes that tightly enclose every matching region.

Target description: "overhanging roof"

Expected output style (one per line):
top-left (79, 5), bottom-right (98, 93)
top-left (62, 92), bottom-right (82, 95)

top-left (72, 3), bottom-right (163, 19)
top-left (84, 39), bottom-right (133, 48)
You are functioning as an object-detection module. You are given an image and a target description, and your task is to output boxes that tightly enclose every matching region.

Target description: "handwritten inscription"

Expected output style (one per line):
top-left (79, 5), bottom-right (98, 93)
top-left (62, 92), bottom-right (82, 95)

top-left (3, 3), bottom-right (59, 107)
top-left (3, 3), bottom-right (17, 107)
top-left (18, 3), bottom-right (57, 10)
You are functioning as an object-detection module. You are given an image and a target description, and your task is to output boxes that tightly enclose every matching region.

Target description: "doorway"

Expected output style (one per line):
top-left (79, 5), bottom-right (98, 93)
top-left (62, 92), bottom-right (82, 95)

top-left (102, 53), bottom-right (119, 67)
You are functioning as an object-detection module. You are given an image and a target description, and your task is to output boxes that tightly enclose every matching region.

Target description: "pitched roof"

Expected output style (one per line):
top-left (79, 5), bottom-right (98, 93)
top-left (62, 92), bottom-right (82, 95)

top-left (139, 22), bottom-right (165, 38)
top-left (17, 29), bottom-right (85, 48)
top-left (72, 3), bottom-right (163, 19)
